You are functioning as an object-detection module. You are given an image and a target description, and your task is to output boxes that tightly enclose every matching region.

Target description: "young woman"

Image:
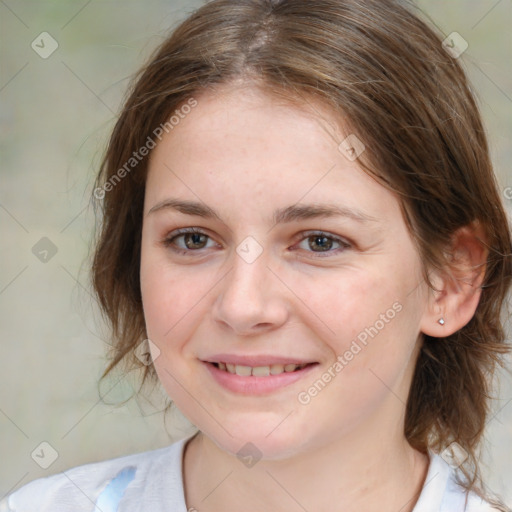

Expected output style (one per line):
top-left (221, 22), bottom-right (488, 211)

top-left (3, 0), bottom-right (511, 510)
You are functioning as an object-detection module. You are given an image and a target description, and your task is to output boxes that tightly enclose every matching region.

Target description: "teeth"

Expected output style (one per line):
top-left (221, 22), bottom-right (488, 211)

top-left (235, 365), bottom-right (252, 376)
top-left (216, 362), bottom-right (308, 376)
top-left (252, 366), bottom-right (270, 377)
top-left (270, 364), bottom-right (285, 375)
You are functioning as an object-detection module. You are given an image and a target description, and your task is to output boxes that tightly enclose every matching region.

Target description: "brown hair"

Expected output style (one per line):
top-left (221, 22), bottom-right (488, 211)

top-left (91, 0), bottom-right (512, 503)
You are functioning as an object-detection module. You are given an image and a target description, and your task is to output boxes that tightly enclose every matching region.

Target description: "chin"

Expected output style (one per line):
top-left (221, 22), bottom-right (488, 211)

top-left (197, 413), bottom-right (312, 462)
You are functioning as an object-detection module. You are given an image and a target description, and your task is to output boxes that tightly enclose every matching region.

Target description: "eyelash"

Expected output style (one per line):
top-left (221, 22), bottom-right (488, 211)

top-left (161, 227), bottom-right (352, 258)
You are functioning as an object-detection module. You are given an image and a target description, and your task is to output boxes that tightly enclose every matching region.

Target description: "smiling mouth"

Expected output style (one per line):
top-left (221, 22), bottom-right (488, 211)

top-left (209, 361), bottom-right (317, 377)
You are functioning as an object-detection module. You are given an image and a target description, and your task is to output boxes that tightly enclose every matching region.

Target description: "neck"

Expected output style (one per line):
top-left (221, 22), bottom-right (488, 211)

top-left (183, 412), bottom-right (429, 512)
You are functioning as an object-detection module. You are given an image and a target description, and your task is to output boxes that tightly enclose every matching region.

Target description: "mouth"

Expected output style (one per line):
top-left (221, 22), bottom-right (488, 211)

top-left (208, 361), bottom-right (315, 377)
top-left (201, 359), bottom-right (320, 395)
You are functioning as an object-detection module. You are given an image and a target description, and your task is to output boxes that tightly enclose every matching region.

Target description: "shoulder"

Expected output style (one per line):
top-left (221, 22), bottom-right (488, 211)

top-left (1, 435), bottom-right (193, 512)
top-left (413, 450), bottom-right (510, 512)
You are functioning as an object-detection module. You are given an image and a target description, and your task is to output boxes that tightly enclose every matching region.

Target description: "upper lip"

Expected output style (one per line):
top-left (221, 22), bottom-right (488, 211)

top-left (202, 354), bottom-right (318, 366)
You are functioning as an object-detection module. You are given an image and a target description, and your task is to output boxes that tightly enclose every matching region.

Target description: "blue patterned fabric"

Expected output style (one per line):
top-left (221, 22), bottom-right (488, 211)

top-left (93, 466), bottom-right (136, 512)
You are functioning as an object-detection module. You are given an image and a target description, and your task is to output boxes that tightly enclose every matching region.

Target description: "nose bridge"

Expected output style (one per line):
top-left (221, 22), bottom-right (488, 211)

top-left (213, 241), bottom-right (288, 333)
top-left (229, 249), bottom-right (269, 297)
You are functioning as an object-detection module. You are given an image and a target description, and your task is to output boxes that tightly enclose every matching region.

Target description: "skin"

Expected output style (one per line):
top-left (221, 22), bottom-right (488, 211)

top-left (139, 82), bottom-right (485, 512)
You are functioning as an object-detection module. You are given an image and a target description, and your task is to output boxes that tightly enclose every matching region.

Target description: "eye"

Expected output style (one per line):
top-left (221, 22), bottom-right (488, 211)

top-left (293, 231), bottom-right (351, 256)
top-left (162, 228), bottom-right (218, 253)
top-left (162, 228), bottom-right (351, 257)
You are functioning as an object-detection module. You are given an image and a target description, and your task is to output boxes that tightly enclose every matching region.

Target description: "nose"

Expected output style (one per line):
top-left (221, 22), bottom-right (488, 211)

top-left (212, 247), bottom-right (290, 336)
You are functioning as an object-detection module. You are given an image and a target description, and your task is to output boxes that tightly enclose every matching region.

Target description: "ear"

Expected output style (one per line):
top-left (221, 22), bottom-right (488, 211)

top-left (420, 221), bottom-right (489, 338)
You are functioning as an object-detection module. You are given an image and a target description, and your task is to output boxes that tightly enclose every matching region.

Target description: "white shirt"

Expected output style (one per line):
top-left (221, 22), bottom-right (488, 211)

top-left (1, 433), bottom-right (501, 511)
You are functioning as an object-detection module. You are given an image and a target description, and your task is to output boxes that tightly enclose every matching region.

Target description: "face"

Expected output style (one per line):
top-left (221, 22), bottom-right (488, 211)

top-left (140, 84), bottom-right (430, 459)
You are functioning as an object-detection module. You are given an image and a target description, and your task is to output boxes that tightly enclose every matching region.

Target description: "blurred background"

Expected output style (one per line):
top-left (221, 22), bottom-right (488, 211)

top-left (1, 0), bottom-right (511, 504)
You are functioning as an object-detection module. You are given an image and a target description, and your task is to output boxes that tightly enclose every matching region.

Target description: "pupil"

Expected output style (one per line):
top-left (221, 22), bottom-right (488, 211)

top-left (185, 233), bottom-right (206, 249)
top-left (311, 235), bottom-right (332, 251)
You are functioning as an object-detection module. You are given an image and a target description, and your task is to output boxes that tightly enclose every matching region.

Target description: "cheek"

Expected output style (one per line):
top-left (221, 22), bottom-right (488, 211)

top-left (302, 255), bottom-right (423, 374)
top-left (140, 244), bottom-right (222, 355)
top-left (139, 251), bottom-right (210, 409)
top-left (140, 245), bottom-right (186, 342)
top-left (303, 263), bottom-right (417, 350)
top-left (301, 261), bottom-right (424, 414)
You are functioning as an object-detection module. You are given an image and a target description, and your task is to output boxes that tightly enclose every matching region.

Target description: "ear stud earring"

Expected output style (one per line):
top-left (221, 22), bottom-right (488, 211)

top-left (438, 318), bottom-right (445, 325)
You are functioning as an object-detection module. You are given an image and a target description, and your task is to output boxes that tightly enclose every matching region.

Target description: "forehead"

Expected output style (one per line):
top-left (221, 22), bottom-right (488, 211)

top-left (144, 84), bottom-right (401, 226)
top-left (165, 84), bottom-right (341, 156)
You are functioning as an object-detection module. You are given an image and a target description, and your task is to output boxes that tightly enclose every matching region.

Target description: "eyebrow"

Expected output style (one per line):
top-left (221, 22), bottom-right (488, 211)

top-left (147, 198), bottom-right (379, 224)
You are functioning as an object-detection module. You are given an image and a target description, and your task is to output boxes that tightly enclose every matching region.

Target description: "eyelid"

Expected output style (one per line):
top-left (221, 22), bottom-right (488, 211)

top-left (292, 230), bottom-right (351, 245)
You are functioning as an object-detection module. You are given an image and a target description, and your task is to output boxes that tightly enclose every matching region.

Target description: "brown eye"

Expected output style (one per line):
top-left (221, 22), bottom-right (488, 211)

top-left (294, 231), bottom-right (351, 256)
top-left (308, 235), bottom-right (334, 252)
top-left (163, 228), bottom-right (216, 253)
top-left (183, 232), bottom-right (208, 249)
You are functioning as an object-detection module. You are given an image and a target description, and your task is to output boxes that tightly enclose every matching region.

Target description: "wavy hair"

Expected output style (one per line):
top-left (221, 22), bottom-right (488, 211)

top-left (91, 0), bottom-right (512, 504)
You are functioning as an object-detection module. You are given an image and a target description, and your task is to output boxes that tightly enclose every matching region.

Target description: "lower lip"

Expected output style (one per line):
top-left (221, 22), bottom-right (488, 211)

top-left (202, 361), bottom-right (319, 395)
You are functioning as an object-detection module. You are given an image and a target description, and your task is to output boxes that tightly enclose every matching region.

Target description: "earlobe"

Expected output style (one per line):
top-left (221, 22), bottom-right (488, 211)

top-left (420, 221), bottom-right (489, 338)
